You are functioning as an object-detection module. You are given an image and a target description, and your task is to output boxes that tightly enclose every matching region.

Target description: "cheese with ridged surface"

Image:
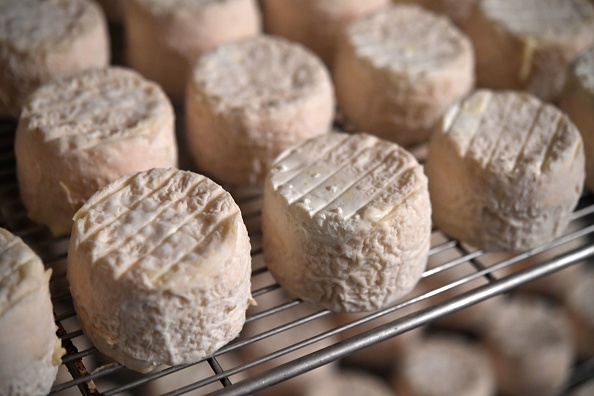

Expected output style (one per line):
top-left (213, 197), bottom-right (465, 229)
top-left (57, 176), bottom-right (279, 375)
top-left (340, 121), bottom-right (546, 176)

top-left (15, 67), bottom-right (178, 236)
top-left (426, 90), bottom-right (584, 252)
top-left (67, 168), bottom-right (253, 373)
top-left (262, 132), bottom-right (431, 312)
top-left (0, 228), bottom-right (64, 396)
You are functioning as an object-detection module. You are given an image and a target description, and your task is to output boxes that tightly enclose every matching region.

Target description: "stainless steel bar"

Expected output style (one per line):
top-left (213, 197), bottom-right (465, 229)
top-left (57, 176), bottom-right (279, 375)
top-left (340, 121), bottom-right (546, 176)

top-left (207, 243), bottom-right (594, 396)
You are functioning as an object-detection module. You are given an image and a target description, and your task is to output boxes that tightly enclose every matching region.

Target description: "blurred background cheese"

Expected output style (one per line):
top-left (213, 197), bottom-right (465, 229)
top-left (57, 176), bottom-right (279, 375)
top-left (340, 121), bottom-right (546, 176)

top-left (0, 0), bottom-right (109, 118)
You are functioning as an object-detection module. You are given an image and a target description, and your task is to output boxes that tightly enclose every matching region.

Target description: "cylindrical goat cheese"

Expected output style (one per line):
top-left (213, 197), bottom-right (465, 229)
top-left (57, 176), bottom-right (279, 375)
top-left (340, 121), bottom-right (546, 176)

top-left (333, 4), bottom-right (474, 147)
top-left (392, 335), bottom-right (496, 396)
top-left (461, 0), bottom-right (594, 101)
top-left (67, 168), bottom-right (253, 373)
top-left (394, 0), bottom-right (478, 25)
top-left (0, 228), bottom-right (65, 396)
top-left (15, 67), bottom-right (178, 236)
top-left (262, 132), bottom-right (432, 312)
top-left (125, 0), bottom-right (261, 100)
top-left (425, 90), bottom-right (585, 252)
top-left (0, 0), bottom-right (110, 117)
top-left (186, 35), bottom-right (334, 187)
top-left (261, 0), bottom-right (389, 67)
top-left (560, 46), bottom-right (594, 191)
top-left (484, 295), bottom-right (574, 396)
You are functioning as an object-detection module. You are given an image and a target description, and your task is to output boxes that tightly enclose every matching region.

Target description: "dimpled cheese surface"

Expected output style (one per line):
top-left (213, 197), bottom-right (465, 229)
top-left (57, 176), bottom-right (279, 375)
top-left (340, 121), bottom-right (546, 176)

top-left (186, 35), bottom-right (334, 186)
top-left (15, 67), bottom-right (178, 236)
top-left (67, 168), bottom-right (253, 373)
top-left (0, 228), bottom-right (64, 396)
top-left (262, 132), bottom-right (431, 312)
top-left (426, 90), bottom-right (585, 252)
top-left (333, 4), bottom-right (474, 147)
top-left (0, 0), bottom-right (109, 117)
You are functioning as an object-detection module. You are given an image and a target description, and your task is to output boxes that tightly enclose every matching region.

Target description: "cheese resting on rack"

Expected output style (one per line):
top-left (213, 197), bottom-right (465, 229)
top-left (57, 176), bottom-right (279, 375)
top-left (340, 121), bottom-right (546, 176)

top-left (67, 168), bottom-right (253, 373)
top-left (262, 132), bottom-right (432, 312)
top-left (186, 35), bottom-right (334, 186)
top-left (0, 228), bottom-right (65, 396)
top-left (461, 0), bottom-right (594, 101)
top-left (15, 67), bottom-right (178, 236)
top-left (425, 90), bottom-right (585, 252)
top-left (0, 0), bottom-right (109, 117)
top-left (333, 4), bottom-right (475, 147)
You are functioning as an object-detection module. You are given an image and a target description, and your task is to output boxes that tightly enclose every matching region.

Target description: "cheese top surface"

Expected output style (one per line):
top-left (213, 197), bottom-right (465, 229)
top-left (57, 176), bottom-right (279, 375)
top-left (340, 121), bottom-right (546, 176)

top-left (480, 0), bottom-right (594, 42)
top-left (269, 132), bottom-right (424, 225)
top-left (20, 67), bottom-right (172, 151)
top-left (0, 0), bottom-right (102, 53)
top-left (0, 228), bottom-right (47, 315)
top-left (346, 4), bottom-right (471, 75)
top-left (72, 168), bottom-right (246, 290)
top-left (191, 36), bottom-right (329, 110)
top-left (575, 46), bottom-right (594, 94)
top-left (440, 90), bottom-right (582, 174)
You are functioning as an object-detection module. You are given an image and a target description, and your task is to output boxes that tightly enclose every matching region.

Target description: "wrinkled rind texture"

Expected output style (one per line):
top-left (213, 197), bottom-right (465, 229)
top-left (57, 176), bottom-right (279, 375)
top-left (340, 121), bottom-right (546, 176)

top-left (68, 169), bottom-right (252, 372)
top-left (426, 90), bottom-right (585, 252)
top-left (0, 228), bottom-right (63, 396)
top-left (461, 0), bottom-right (594, 101)
top-left (0, 0), bottom-right (109, 117)
top-left (262, 133), bottom-right (431, 312)
top-left (126, 0), bottom-right (261, 99)
top-left (186, 36), bottom-right (334, 186)
top-left (15, 67), bottom-right (178, 236)
top-left (333, 4), bottom-right (474, 147)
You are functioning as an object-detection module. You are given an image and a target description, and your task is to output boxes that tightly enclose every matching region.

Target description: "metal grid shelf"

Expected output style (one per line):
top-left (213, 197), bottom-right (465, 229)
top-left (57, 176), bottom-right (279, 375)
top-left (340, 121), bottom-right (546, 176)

top-left (1, 116), bottom-right (594, 395)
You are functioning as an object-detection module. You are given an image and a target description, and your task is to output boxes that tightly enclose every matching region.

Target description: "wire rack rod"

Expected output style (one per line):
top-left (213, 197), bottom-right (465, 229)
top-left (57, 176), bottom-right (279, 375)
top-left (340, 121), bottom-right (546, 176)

top-left (208, 242), bottom-right (594, 396)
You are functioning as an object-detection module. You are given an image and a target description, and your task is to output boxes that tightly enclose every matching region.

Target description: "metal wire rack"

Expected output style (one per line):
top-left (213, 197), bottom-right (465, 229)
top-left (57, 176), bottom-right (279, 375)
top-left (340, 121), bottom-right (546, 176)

top-left (1, 115), bottom-right (594, 396)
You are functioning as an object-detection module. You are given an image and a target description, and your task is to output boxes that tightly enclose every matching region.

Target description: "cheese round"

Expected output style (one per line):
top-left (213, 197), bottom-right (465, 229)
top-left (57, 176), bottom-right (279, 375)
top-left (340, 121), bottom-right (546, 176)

top-left (394, 0), bottom-right (477, 24)
top-left (67, 168), bottom-right (253, 373)
top-left (461, 0), bottom-right (594, 101)
top-left (261, 0), bottom-right (389, 67)
top-left (304, 370), bottom-right (393, 396)
top-left (0, 228), bottom-right (65, 396)
top-left (560, 46), bottom-right (594, 191)
top-left (392, 335), bottom-right (496, 396)
top-left (333, 4), bottom-right (475, 147)
top-left (425, 90), bottom-right (585, 252)
top-left (484, 295), bottom-right (574, 396)
top-left (563, 271), bottom-right (594, 359)
top-left (262, 132), bottom-right (431, 312)
top-left (186, 35), bottom-right (334, 186)
top-left (0, 0), bottom-right (109, 118)
top-left (125, 0), bottom-right (261, 100)
top-left (15, 67), bottom-right (178, 237)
